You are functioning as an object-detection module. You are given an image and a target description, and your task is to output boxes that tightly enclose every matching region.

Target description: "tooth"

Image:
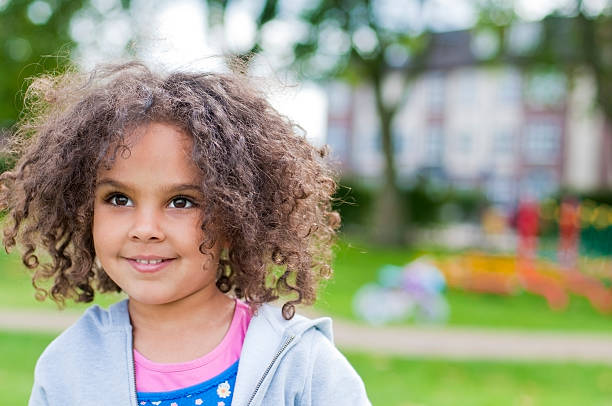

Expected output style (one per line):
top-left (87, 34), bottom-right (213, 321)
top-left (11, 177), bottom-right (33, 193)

top-left (135, 259), bottom-right (163, 264)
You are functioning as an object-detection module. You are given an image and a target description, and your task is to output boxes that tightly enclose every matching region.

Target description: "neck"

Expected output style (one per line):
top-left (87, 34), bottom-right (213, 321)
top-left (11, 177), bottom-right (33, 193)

top-left (128, 289), bottom-right (236, 363)
top-left (128, 288), bottom-right (234, 333)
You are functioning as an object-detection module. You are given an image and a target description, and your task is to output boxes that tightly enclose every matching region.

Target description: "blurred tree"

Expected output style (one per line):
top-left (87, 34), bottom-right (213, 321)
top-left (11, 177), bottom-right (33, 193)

top-left (206, 0), bottom-right (432, 245)
top-left (293, 1), bottom-right (432, 246)
top-left (0, 0), bottom-right (86, 128)
top-left (0, 0), bottom-right (132, 129)
top-left (206, 0), bottom-right (279, 71)
top-left (476, 0), bottom-right (612, 186)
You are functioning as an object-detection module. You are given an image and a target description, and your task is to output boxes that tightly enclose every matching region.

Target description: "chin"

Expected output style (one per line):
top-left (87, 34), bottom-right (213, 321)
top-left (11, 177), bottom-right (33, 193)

top-left (125, 290), bottom-right (178, 306)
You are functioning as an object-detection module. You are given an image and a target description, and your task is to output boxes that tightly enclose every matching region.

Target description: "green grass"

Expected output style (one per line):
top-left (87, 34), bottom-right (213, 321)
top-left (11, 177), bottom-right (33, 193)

top-left (0, 330), bottom-right (56, 406)
top-left (346, 352), bottom-right (612, 406)
top-left (3, 329), bottom-right (612, 406)
top-left (0, 250), bottom-right (123, 311)
top-left (315, 239), bottom-right (612, 333)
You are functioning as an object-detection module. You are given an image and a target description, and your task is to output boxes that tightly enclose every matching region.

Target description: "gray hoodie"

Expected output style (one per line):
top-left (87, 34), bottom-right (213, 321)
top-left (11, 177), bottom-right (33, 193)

top-left (29, 299), bottom-right (371, 405)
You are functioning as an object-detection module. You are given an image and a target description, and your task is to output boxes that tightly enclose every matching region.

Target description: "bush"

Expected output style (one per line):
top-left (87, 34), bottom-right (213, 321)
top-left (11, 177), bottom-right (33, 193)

top-left (333, 177), bottom-right (488, 230)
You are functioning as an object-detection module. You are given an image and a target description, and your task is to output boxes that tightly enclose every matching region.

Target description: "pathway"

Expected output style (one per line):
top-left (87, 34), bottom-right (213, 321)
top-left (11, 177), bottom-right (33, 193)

top-left (2, 308), bottom-right (612, 364)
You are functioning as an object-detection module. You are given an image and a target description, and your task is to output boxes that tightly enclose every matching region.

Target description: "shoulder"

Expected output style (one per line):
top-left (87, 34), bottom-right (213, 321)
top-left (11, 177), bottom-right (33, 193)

top-left (31, 300), bottom-right (135, 404)
top-left (257, 305), bottom-right (370, 404)
top-left (35, 300), bottom-right (130, 377)
top-left (253, 304), bottom-right (333, 341)
top-left (290, 315), bottom-right (370, 404)
top-left (253, 305), bottom-right (361, 380)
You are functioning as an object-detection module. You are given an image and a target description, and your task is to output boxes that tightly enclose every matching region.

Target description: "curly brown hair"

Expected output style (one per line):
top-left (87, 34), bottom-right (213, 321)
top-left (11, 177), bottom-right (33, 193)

top-left (0, 61), bottom-right (339, 319)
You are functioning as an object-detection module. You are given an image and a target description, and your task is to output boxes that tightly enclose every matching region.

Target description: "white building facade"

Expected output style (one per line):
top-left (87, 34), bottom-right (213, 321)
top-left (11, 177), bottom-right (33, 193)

top-left (326, 31), bottom-right (611, 209)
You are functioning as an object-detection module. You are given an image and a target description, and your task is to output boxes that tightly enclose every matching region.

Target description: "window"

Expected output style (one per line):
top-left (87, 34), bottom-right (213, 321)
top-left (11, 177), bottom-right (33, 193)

top-left (499, 69), bottom-right (522, 105)
top-left (458, 71), bottom-right (477, 105)
top-left (487, 177), bottom-right (515, 204)
top-left (524, 121), bottom-right (561, 164)
top-left (427, 72), bottom-right (445, 113)
top-left (494, 130), bottom-right (515, 157)
top-left (521, 169), bottom-right (558, 200)
top-left (425, 125), bottom-right (444, 166)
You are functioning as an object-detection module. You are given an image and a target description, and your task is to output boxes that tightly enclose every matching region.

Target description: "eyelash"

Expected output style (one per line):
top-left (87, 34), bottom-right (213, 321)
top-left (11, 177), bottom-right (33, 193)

top-left (104, 193), bottom-right (198, 209)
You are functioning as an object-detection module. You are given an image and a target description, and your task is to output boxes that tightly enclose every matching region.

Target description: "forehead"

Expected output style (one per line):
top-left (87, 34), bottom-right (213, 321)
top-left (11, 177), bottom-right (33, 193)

top-left (97, 122), bottom-right (200, 184)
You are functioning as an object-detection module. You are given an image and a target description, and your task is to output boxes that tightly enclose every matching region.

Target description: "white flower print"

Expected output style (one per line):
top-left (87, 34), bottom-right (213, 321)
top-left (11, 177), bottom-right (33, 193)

top-left (218, 402), bottom-right (225, 406)
top-left (140, 403), bottom-right (146, 405)
top-left (195, 399), bottom-right (203, 405)
top-left (217, 381), bottom-right (231, 399)
top-left (171, 403), bottom-right (178, 406)
top-left (151, 402), bottom-right (161, 406)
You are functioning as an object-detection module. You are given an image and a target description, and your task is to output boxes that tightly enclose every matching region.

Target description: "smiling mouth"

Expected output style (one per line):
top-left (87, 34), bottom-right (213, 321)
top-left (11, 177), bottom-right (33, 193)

top-left (125, 257), bottom-right (176, 273)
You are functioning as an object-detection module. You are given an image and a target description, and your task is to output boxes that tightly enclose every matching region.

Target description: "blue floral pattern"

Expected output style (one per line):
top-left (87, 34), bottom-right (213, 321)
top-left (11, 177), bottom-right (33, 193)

top-left (137, 361), bottom-right (238, 406)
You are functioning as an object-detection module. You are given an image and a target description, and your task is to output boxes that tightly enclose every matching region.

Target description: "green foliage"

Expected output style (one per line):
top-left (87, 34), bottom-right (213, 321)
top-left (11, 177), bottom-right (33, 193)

top-left (333, 177), bottom-right (487, 229)
top-left (290, 0), bottom-right (430, 83)
top-left (577, 189), bottom-right (612, 206)
top-left (0, 0), bottom-right (91, 128)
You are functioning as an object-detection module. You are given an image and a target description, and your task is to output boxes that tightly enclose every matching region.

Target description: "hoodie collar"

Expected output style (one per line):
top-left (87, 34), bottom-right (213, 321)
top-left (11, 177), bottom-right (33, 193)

top-left (231, 304), bottom-right (333, 405)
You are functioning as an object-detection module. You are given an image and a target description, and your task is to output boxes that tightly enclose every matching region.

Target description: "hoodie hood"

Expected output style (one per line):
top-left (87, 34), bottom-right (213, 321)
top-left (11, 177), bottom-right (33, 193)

top-left (232, 304), bottom-right (334, 405)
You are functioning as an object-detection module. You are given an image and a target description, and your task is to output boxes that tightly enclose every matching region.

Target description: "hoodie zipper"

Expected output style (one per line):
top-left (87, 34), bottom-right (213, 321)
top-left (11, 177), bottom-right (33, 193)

top-left (131, 355), bottom-right (138, 406)
top-left (246, 335), bottom-right (295, 406)
top-left (127, 327), bottom-right (138, 406)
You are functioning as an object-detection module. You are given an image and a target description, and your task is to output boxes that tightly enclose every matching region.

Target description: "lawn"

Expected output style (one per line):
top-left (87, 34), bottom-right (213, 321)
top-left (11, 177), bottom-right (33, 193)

top-left (0, 249), bottom-right (123, 311)
top-left (346, 352), bottom-right (612, 406)
top-left (3, 329), bottom-right (612, 406)
top-left (2, 239), bottom-right (612, 332)
top-left (0, 330), bottom-right (55, 406)
top-left (315, 239), bottom-right (612, 333)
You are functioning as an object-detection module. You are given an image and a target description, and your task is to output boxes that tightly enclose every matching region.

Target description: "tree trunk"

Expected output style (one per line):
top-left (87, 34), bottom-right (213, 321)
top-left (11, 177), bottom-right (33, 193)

top-left (371, 74), bottom-right (406, 246)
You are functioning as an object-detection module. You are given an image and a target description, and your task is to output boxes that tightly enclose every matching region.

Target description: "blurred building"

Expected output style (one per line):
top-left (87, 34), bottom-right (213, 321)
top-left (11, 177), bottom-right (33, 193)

top-left (326, 28), bottom-right (611, 209)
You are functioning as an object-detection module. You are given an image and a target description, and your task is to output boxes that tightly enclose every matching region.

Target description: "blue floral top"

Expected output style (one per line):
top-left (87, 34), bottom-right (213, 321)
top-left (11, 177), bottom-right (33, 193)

top-left (136, 360), bottom-right (238, 406)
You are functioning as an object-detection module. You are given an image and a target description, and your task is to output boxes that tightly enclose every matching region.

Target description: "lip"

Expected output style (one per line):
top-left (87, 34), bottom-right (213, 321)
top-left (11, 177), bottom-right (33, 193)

top-left (124, 256), bottom-right (176, 274)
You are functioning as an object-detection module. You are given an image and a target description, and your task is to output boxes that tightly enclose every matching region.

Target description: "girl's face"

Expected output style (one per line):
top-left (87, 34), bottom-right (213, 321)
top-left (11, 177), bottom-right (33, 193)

top-left (92, 122), bottom-right (222, 306)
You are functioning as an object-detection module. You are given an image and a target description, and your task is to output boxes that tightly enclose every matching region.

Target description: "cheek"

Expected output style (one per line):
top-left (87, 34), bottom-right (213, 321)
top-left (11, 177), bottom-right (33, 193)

top-left (92, 204), bottom-right (119, 254)
top-left (170, 212), bottom-right (205, 245)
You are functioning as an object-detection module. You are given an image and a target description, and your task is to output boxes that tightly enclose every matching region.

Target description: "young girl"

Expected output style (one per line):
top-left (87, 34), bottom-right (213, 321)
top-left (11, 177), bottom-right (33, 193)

top-left (1, 62), bottom-right (370, 405)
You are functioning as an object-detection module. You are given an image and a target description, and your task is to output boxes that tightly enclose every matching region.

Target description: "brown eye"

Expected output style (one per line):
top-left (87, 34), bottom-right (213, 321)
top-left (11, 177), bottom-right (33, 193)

top-left (108, 194), bottom-right (132, 207)
top-left (169, 197), bottom-right (193, 209)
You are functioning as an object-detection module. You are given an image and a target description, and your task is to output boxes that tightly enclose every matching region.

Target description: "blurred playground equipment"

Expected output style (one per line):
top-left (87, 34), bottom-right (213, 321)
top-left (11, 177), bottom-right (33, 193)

top-left (438, 198), bottom-right (612, 313)
top-left (353, 260), bottom-right (449, 325)
top-left (354, 198), bottom-right (612, 324)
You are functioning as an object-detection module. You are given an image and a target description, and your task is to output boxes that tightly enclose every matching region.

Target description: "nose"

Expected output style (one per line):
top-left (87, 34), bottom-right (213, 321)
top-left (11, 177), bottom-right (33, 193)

top-left (128, 206), bottom-right (165, 242)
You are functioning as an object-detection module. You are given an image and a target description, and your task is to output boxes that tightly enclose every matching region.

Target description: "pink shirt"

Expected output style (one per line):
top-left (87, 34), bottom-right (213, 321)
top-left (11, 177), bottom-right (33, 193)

top-left (133, 299), bottom-right (252, 392)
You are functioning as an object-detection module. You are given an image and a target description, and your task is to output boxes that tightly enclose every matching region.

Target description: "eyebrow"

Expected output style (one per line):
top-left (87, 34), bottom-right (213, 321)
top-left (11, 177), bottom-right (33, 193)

top-left (96, 178), bottom-right (203, 195)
